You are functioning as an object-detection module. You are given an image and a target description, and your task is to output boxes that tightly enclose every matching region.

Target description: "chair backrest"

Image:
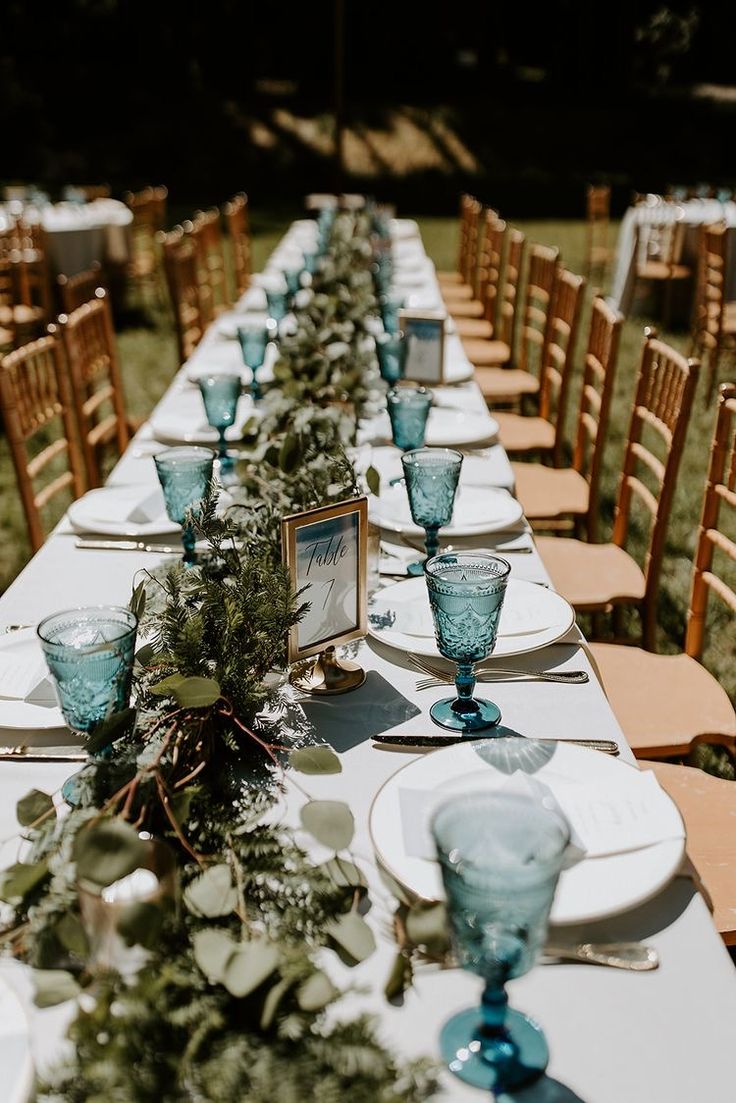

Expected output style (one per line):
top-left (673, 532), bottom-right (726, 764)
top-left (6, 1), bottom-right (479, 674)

top-left (691, 222), bottom-right (726, 358)
top-left (537, 268), bottom-right (586, 465)
top-left (223, 192), bottom-right (251, 299)
top-left (13, 220), bottom-right (51, 320)
top-left (585, 184), bottom-right (610, 282)
top-left (635, 216), bottom-right (686, 269)
top-left (0, 334), bottom-right (86, 551)
top-left (186, 209), bottom-right (229, 322)
top-left (57, 262), bottom-right (106, 314)
top-left (124, 185), bottom-right (168, 277)
top-left (518, 243), bottom-right (559, 377)
top-left (58, 288), bottom-right (130, 487)
top-left (686, 382), bottom-right (736, 659)
top-left (495, 226), bottom-right (525, 351)
top-left (454, 193), bottom-right (475, 278)
top-left (571, 297), bottom-right (623, 541)
top-left (460, 196), bottom-right (483, 289)
top-left (612, 331), bottom-right (699, 647)
top-left (476, 213), bottom-right (506, 328)
top-left (79, 185), bottom-right (111, 201)
top-left (160, 226), bottom-right (205, 364)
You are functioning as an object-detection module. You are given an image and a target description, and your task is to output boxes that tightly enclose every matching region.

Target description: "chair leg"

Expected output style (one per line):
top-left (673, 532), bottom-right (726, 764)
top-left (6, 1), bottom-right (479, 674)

top-left (662, 279), bottom-right (673, 331)
top-left (706, 346), bottom-right (722, 406)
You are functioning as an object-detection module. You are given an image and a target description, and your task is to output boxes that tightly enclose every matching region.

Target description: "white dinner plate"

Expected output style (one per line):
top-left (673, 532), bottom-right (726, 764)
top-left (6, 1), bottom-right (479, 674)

top-left (0, 628), bottom-right (65, 731)
top-left (367, 577), bottom-right (575, 659)
top-left (441, 353), bottom-right (475, 384)
top-left (149, 391), bottom-right (256, 447)
top-left (0, 977), bottom-right (33, 1103)
top-left (68, 487), bottom-right (179, 538)
top-left (369, 740), bottom-right (685, 925)
top-left (425, 409), bottom-right (497, 446)
top-left (369, 483), bottom-right (523, 538)
top-left (368, 445), bottom-right (506, 490)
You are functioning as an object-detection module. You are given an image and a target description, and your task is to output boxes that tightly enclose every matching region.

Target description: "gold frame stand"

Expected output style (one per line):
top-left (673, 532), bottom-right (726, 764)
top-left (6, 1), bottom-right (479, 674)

top-left (289, 645), bottom-right (366, 696)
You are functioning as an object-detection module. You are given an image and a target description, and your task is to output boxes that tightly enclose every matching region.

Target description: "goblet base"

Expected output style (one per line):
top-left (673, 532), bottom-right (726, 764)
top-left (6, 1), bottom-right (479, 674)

top-left (406, 560), bottom-right (425, 576)
top-left (440, 1006), bottom-right (548, 1091)
top-left (430, 696), bottom-right (501, 732)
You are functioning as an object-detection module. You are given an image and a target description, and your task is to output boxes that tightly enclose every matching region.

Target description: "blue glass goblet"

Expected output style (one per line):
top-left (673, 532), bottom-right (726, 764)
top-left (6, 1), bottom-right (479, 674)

top-left (237, 325), bottom-right (269, 402)
top-left (197, 373), bottom-right (242, 480)
top-left (303, 250), bottom-right (318, 275)
top-left (380, 292), bottom-right (404, 335)
top-left (425, 552), bottom-right (510, 731)
top-left (387, 386), bottom-right (433, 450)
top-left (284, 266), bottom-right (301, 300)
top-left (154, 446), bottom-right (215, 566)
top-left (376, 332), bottom-right (407, 385)
top-left (37, 606), bottom-right (138, 735)
top-left (265, 288), bottom-right (288, 328)
top-left (432, 790), bottom-right (570, 1092)
top-left (401, 448), bottom-right (463, 576)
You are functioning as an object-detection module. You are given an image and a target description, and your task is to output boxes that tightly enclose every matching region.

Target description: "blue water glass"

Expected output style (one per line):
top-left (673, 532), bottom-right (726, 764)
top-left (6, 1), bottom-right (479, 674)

top-left (303, 250), bottom-right (318, 275)
top-left (237, 324), bottom-right (269, 402)
top-left (284, 266), bottom-right (301, 299)
top-left (265, 288), bottom-right (288, 326)
top-left (37, 606), bottom-right (138, 735)
top-left (376, 332), bottom-right (407, 385)
top-left (154, 446), bottom-right (215, 566)
top-left (387, 385), bottom-right (433, 450)
top-left (424, 552), bottom-right (510, 731)
top-left (432, 790), bottom-right (570, 1092)
top-left (400, 448), bottom-right (463, 575)
top-left (380, 291), bottom-right (403, 335)
top-left (197, 373), bottom-right (242, 480)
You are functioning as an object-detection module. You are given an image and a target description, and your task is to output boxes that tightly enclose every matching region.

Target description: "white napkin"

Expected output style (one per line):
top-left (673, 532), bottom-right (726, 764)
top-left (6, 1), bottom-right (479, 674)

top-left (400, 768), bottom-right (684, 862)
top-left (86, 487), bottom-right (165, 525)
top-left (0, 651), bottom-right (56, 705)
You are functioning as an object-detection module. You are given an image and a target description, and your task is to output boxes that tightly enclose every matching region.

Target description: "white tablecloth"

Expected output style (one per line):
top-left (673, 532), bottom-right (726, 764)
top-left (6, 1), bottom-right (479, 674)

top-left (0, 199), bottom-right (133, 276)
top-left (1, 218), bottom-right (735, 1103)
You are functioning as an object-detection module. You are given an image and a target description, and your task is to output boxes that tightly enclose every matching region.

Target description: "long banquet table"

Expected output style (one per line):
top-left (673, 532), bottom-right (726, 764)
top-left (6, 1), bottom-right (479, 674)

top-left (1, 217), bottom-right (735, 1102)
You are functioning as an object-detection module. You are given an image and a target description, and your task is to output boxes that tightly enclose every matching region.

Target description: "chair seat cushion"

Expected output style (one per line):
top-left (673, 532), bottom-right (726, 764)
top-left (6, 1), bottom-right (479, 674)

top-left (455, 317), bottom-right (493, 339)
top-left (496, 413), bottom-right (556, 454)
top-left (441, 283), bottom-right (475, 302)
top-left (536, 536), bottom-right (646, 608)
top-left (637, 261), bottom-right (691, 281)
top-left (450, 299), bottom-right (485, 319)
top-left (475, 367), bottom-right (539, 399)
top-left (590, 643), bottom-right (736, 756)
top-left (464, 338), bottom-right (512, 367)
top-left (512, 463), bottom-right (589, 519)
top-left (436, 271), bottom-right (465, 285)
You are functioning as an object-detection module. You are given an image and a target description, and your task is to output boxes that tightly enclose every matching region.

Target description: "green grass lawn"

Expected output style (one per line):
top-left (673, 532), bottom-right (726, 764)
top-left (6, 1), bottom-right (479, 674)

top-left (1, 211), bottom-right (733, 712)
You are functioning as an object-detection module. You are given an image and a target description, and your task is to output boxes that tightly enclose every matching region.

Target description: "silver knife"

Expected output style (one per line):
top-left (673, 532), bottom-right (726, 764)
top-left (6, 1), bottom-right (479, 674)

top-left (372, 735), bottom-right (619, 754)
top-left (75, 539), bottom-right (178, 553)
top-left (0, 746), bottom-right (87, 762)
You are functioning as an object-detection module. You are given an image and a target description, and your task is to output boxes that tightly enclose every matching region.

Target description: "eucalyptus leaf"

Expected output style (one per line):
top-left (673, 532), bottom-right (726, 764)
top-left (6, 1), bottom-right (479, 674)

top-left (135, 643), bottom-right (156, 668)
top-left (55, 912), bottom-right (89, 958)
top-left (74, 819), bottom-right (149, 889)
top-left (129, 580), bottom-right (146, 621)
top-left (32, 968), bottom-right (80, 1008)
top-left (405, 901), bottom-right (451, 959)
top-left (85, 707), bottom-right (136, 754)
top-left (320, 857), bottom-right (367, 893)
top-left (150, 673), bottom-right (187, 698)
top-left (300, 800), bottom-right (354, 851)
top-left (384, 951), bottom-right (413, 1001)
top-left (170, 786), bottom-right (200, 827)
top-left (259, 976), bottom-right (292, 1030)
top-left (183, 864), bottom-right (238, 918)
top-left (365, 464), bottom-right (381, 497)
top-left (326, 911), bottom-right (376, 963)
top-left (171, 676), bottom-right (221, 709)
top-left (117, 901), bottom-right (163, 949)
top-left (222, 938), bottom-right (280, 998)
top-left (279, 433), bottom-right (302, 474)
top-left (193, 928), bottom-right (235, 984)
top-left (0, 859), bottom-right (49, 903)
top-left (296, 970), bottom-right (339, 1012)
top-left (289, 745), bottom-right (342, 775)
top-left (16, 788), bottom-right (55, 828)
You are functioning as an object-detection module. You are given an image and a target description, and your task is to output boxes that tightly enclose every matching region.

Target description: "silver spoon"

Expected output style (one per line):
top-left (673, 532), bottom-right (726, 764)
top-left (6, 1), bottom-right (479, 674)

top-left (542, 942), bottom-right (659, 970)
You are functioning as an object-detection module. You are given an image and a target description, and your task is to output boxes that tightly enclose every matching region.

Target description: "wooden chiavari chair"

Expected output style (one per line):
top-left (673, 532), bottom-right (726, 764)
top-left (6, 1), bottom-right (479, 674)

top-left (630, 213), bottom-right (691, 328)
top-left (0, 334), bottom-right (86, 551)
top-left (440, 197), bottom-right (483, 303)
top-left (160, 227), bottom-right (205, 364)
top-left (186, 209), bottom-right (230, 323)
top-left (589, 382), bottom-right (736, 762)
top-left (584, 184), bottom-right (611, 285)
top-left (437, 194), bottom-right (479, 288)
top-left (512, 297), bottom-right (623, 540)
top-left (223, 192), bottom-right (252, 299)
top-left (57, 288), bottom-right (130, 488)
top-left (124, 185), bottom-right (168, 305)
top-left (456, 224), bottom-right (523, 343)
top-left (537, 331), bottom-right (699, 650)
top-left (690, 223), bottom-right (736, 402)
top-left (493, 268), bottom-right (586, 464)
top-left (3, 220), bottom-right (52, 339)
top-left (448, 211), bottom-right (503, 320)
top-left (78, 185), bottom-right (111, 201)
top-left (472, 242), bottom-right (559, 405)
top-left (57, 262), bottom-right (106, 314)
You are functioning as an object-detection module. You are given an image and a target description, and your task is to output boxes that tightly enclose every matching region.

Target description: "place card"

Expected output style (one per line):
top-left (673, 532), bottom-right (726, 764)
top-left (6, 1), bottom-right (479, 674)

top-left (281, 497), bottom-right (368, 691)
top-left (400, 309), bottom-right (446, 384)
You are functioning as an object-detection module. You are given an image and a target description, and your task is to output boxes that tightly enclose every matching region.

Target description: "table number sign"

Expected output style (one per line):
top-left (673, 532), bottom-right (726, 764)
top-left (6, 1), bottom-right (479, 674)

top-left (400, 309), bottom-right (446, 384)
top-left (281, 496), bottom-right (368, 694)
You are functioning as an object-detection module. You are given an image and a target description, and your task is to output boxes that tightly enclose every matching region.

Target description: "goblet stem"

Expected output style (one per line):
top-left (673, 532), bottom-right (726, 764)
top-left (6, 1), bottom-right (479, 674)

top-left (182, 524), bottom-right (197, 567)
top-left (424, 524), bottom-right (440, 561)
top-left (453, 661), bottom-right (477, 708)
top-left (217, 428), bottom-right (228, 463)
top-left (477, 984), bottom-right (520, 1089)
top-left (250, 369), bottom-right (261, 403)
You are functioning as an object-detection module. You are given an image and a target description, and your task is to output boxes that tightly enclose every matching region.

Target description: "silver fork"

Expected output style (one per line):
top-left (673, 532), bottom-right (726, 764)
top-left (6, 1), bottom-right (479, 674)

top-left (409, 653), bottom-right (589, 685)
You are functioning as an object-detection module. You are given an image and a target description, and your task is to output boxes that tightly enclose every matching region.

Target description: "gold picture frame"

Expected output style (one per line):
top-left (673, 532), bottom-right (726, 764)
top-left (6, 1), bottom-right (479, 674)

top-left (281, 496), bottom-right (368, 693)
top-left (399, 309), bottom-right (446, 385)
